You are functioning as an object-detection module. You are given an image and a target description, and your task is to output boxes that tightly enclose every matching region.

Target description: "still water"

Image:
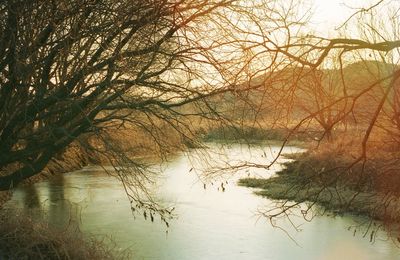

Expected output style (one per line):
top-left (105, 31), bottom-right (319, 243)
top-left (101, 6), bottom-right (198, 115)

top-left (6, 143), bottom-right (400, 259)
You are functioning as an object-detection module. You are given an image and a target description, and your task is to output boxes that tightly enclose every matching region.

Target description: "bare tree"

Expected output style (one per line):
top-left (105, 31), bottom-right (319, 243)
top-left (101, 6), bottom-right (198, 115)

top-left (0, 0), bottom-right (266, 216)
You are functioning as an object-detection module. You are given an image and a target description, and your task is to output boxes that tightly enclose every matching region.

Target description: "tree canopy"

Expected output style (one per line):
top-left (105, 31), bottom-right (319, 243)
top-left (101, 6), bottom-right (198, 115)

top-left (0, 0), bottom-right (230, 188)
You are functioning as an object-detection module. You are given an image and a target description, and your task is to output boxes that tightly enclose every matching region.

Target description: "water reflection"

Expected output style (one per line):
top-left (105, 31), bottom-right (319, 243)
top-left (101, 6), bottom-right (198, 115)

top-left (16, 175), bottom-right (79, 228)
top-left (5, 144), bottom-right (400, 260)
top-left (47, 175), bottom-right (73, 227)
top-left (22, 185), bottom-right (40, 210)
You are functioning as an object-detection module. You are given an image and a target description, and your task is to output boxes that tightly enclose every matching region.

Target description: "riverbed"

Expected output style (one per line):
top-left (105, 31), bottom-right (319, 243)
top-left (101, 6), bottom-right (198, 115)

top-left (5, 143), bottom-right (400, 259)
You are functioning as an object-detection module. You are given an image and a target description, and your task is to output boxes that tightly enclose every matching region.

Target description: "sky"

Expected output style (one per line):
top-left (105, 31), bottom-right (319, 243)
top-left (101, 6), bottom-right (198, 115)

top-left (311, 0), bottom-right (382, 35)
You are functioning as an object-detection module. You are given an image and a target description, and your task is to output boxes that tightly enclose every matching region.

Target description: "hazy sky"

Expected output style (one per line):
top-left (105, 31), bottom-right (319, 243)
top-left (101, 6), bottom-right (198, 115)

top-left (311, 0), bottom-right (379, 35)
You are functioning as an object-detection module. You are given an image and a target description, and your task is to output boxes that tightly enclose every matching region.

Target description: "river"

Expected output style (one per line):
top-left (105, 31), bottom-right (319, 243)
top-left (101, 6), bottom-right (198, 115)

top-left (5, 143), bottom-right (400, 259)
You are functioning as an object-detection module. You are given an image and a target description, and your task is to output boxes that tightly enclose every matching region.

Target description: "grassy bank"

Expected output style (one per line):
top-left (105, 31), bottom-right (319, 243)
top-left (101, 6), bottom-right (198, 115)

top-left (239, 151), bottom-right (400, 224)
top-left (0, 210), bottom-right (130, 259)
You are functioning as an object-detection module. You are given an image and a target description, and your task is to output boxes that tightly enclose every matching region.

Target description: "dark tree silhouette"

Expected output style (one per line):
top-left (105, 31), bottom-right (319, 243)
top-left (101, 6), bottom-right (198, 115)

top-left (0, 0), bottom-right (241, 195)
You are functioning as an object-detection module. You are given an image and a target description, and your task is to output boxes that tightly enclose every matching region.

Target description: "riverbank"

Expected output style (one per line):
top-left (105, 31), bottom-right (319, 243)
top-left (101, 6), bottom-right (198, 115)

top-left (0, 143), bottom-right (89, 209)
top-left (0, 143), bottom-right (130, 259)
top-left (239, 151), bottom-right (400, 227)
top-left (202, 125), bottom-right (315, 145)
top-left (0, 124), bottom-right (187, 259)
top-left (0, 122), bottom-right (189, 207)
top-left (0, 209), bottom-right (130, 259)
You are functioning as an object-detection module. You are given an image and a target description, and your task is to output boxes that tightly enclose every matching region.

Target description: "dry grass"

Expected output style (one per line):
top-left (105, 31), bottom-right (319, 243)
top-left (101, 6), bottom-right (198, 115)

top-left (0, 210), bottom-right (131, 260)
top-left (239, 127), bottom-right (400, 237)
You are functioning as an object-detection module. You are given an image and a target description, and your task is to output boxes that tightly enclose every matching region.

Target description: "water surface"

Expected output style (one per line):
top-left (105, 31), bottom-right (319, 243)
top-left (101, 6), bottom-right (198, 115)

top-left (6, 144), bottom-right (400, 259)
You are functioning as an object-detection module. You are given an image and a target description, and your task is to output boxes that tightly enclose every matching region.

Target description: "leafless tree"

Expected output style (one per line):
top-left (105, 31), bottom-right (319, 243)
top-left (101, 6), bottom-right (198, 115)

top-left (0, 0), bottom-right (270, 217)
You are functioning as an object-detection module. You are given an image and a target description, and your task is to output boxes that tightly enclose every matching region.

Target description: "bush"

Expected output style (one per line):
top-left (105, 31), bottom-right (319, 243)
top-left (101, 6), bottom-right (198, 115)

top-left (0, 210), bottom-right (130, 260)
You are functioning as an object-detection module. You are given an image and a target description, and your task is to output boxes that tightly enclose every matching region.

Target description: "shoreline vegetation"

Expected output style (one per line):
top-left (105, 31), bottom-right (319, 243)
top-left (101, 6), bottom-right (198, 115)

top-left (239, 150), bottom-right (400, 230)
top-left (0, 210), bottom-right (131, 259)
